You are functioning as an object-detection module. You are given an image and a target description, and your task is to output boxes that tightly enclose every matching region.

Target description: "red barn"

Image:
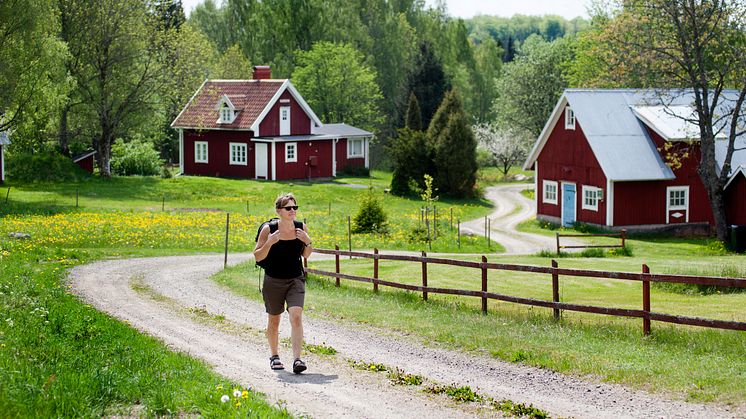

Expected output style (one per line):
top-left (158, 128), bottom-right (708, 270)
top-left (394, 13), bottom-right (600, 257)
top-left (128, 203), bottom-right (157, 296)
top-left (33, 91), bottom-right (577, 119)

top-left (170, 66), bottom-right (372, 180)
top-left (523, 89), bottom-right (746, 233)
top-left (0, 130), bottom-right (9, 183)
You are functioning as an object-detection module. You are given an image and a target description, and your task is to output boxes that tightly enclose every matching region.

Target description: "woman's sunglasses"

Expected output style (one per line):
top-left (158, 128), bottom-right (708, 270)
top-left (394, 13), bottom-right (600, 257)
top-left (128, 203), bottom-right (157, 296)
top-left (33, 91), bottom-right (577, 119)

top-left (281, 206), bottom-right (299, 211)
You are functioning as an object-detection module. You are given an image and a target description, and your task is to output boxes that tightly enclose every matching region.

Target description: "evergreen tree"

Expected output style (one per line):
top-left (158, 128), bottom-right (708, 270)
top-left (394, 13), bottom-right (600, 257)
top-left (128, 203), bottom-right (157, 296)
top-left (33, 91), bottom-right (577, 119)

top-left (404, 92), bottom-right (422, 132)
top-left (428, 91), bottom-right (477, 198)
top-left (408, 41), bottom-right (450, 130)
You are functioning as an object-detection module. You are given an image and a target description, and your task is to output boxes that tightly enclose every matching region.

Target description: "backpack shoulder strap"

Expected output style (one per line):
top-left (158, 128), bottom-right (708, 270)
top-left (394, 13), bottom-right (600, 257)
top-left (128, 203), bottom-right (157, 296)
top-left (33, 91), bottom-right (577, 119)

top-left (293, 220), bottom-right (304, 229)
top-left (268, 219), bottom-right (280, 233)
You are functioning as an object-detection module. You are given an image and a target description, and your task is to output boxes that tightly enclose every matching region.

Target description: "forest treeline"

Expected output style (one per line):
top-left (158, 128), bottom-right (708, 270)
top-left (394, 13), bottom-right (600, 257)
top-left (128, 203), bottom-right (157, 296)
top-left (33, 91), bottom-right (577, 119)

top-left (0, 0), bottom-right (587, 177)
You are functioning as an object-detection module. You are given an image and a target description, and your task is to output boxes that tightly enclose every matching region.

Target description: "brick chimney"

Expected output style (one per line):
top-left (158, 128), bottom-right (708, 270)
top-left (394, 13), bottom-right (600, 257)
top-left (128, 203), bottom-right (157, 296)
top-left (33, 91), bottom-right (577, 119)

top-left (252, 65), bottom-right (271, 80)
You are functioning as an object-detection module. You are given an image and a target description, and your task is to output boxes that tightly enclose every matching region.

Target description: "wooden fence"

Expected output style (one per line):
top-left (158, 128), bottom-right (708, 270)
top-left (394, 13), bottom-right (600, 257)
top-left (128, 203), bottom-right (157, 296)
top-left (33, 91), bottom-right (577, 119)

top-left (304, 246), bottom-right (746, 336)
top-left (556, 229), bottom-right (626, 255)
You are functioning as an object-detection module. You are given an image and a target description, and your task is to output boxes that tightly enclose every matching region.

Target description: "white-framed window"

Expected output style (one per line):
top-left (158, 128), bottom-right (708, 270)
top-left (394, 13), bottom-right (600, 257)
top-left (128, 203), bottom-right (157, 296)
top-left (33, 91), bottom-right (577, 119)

top-left (194, 141), bottom-right (208, 163)
top-left (229, 142), bottom-right (247, 165)
top-left (347, 138), bottom-right (364, 158)
top-left (543, 180), bottom-right (558, 205)
top-left (667, 186), bottom-right (689, 210)
top-left (220, 103), bottom-right (233, 123)
top-left (285, 142), bottom-right (297, 162)
top-left (565, 106), bottom-right (575, 130)
top-left (582, 185), bottom-right (602, 211)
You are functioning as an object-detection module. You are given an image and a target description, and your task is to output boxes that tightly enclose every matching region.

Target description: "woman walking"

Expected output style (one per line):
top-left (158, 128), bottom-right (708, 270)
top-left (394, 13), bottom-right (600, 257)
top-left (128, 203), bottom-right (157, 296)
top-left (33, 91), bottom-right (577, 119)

top-left (253, 193), bottom-right (313, 374)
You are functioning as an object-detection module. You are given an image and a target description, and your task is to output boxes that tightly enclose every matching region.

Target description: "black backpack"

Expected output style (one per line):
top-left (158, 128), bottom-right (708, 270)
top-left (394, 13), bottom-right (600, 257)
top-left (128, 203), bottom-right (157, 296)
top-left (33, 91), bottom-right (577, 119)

top-left (254, 218), bottom-right (304, 269)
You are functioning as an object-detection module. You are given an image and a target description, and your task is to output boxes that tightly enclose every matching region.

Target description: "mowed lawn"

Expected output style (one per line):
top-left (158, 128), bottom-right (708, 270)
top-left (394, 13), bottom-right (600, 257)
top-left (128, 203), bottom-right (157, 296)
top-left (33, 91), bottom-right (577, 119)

top-left (2, 172), bottom-right (745, 416)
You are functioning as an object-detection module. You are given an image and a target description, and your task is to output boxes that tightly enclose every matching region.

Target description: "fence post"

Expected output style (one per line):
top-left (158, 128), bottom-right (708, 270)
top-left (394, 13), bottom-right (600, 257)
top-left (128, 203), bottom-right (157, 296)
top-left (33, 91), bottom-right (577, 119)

top-left (457, 219), bottom-right (461, 249)
top-left (426, 217), bottom-right (431, 251)
top-left (552, 259), bottom-right (560, 320)
top-left (162, 195), bottom-right (165, 211)
top-left (556, 232), bottom-right (561, 255)
top-left (642, 264), bottom-right (651, 336)
top-left (223, 213), bottom-right (230, 269)
top-left (5, 187), bottom-right (10, 204)
top-left (481, 256), bottom-right (488, 314)
top-left (246, 201), bottom-right (249, 213)
top-left (487, 218), bottom-right (491, 249)
top-left (76, 188), bottom-right (79, 208)
top-left (373, 248), bottom-right (379, 293)
top-left (621, 229), bottom-right (627, 250)
top-left (421, 251), bottom-right (428, 302)
top-left (347, 216), bottom-right (352, 259)
top-left (450, 207), bottom-right (453, 230)
top-left (328, 201), bottom-right (331, 215)
top-left (432, 206), bottom-right (437, 239)
top-left (335, 245), bottom-right (341, 287)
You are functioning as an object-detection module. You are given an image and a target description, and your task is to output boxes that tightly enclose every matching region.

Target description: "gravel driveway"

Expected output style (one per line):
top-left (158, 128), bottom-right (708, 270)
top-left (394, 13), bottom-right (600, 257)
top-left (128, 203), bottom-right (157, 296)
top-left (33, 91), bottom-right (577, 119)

top-left (66, 185), bottom-right (743, 418)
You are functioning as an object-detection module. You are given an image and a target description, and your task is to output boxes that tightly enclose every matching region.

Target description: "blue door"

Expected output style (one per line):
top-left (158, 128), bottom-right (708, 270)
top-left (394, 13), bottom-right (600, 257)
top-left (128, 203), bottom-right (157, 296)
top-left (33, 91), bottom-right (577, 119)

top-left (562, 183), bottom-right (576, 227)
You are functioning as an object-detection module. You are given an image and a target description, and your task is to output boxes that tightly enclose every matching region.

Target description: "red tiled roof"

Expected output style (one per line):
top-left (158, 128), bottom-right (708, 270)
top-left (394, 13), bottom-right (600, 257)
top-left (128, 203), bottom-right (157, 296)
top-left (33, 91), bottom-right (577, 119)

top-left (171, 80), bottom-right (285, 130)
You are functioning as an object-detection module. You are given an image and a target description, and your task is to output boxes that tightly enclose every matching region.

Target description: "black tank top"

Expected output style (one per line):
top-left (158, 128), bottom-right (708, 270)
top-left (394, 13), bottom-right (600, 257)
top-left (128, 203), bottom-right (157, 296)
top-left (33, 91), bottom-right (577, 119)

top-left (263, 238), bottom-right (304, 279)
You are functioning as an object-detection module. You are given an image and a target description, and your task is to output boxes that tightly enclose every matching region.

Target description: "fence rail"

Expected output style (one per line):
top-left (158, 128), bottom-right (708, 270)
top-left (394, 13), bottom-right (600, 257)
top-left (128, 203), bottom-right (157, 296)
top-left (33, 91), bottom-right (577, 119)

top-left (304, 246), bottom-right (746, 335)
top-left (556, 229), bottom-right (626, 255)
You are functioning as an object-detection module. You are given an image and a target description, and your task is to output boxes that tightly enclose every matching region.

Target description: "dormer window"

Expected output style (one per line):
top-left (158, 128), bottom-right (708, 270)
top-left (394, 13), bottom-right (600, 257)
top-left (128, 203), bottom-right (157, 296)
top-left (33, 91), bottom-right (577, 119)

top-left (216, 95), bottom-right (237, 124)
top-left (220, 103), bottom-right (233, 123)
top-left (565, 106), bottom-right (575, 130)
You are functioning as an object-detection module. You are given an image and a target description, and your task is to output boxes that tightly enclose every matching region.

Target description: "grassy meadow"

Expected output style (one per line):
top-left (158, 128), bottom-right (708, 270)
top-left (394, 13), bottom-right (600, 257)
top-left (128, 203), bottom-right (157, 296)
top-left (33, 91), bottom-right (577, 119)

top-left (1, 170), bottom-right (745, 415)
top-left (0, 170), bottom-right (493, 417)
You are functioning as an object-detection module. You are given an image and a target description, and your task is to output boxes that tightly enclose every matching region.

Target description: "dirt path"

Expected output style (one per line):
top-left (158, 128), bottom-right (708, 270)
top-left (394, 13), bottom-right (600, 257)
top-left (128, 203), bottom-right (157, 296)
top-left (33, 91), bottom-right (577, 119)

top-left (69, 254), bottom-right (741, 419)
top-left (460, 183), bottom-right (580, 254)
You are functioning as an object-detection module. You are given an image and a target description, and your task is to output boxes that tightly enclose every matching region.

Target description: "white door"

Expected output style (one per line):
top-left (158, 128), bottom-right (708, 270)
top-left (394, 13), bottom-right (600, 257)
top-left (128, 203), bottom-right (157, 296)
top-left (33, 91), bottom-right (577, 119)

top-left (255, 143), bottom-right (268, 179)
top-left (280, 106), bottom-right (290, 136)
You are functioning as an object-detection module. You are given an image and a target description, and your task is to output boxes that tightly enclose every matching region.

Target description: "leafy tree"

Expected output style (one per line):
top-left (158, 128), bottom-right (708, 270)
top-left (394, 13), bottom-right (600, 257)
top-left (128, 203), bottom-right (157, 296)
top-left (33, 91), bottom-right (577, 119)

top-left (428, 91), bottom-right (478, 197)
top-left (601, 0), bottom-right (746, 243)
top-left (472, 38), bottom-right (502, 122)
top-left (189, 0), bottom-right (234, 52)
top-left (212, 44), bottom-right (253, 79)
top-left (152, 0), bottom-right (186, 31)
top-left (292, 41), bottom-right (383, 132)
top-left (0, 0), bottom-right (69, 134)
top-left (473, 123), bottom-right (532, 177)
top-left (158, 22), bottom-right (218, 162)
top-left (60, 0), bottom-right (166, 178)
top-left (492, 34), bottom-right (574, 138)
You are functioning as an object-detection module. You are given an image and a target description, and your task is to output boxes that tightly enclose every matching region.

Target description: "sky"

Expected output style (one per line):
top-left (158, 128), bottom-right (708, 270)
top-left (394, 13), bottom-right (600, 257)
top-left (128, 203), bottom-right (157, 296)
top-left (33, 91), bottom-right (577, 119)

top-left (181, 0), bottom-right (590, 20)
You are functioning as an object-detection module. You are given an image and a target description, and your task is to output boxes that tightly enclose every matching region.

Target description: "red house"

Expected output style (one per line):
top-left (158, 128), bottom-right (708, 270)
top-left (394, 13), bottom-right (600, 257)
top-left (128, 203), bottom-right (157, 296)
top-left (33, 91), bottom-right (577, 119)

top-left (171, 66), bottom-right (372, 180)
top-left (523, 89), bottom-right (746, 233)
top-left (0, 130), bottom-right (9, 183)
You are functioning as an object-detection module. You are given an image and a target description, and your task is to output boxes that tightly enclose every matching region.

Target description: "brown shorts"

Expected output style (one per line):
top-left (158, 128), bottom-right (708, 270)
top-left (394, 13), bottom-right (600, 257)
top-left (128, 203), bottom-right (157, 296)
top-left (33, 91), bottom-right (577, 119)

top-left (262, 274), bottom-right (305, 315)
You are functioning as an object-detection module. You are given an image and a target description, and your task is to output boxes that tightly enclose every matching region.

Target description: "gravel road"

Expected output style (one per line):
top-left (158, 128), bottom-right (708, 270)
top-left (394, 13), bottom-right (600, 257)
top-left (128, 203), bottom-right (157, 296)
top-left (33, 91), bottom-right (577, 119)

top-left (460, 184), bottom-right (580, 254)
top-left (66, 184), bottom-right (743, 418)
top-left (69, 254), bottom-right (741, 419)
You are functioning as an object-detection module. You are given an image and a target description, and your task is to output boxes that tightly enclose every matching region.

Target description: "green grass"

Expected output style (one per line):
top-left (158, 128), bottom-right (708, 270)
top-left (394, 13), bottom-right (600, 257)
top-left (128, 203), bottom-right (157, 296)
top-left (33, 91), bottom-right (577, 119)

top-left (2, 171), bottom-right (746, 414)
top-left (0, 245), bottom-right (291, 418)
top-left (216, 245), bottom-right (746, 405)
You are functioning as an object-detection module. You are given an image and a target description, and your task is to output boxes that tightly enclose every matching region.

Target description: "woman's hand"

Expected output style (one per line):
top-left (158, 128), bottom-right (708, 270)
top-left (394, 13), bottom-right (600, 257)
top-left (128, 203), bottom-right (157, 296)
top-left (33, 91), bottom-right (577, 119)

top-left (295, 228), bottom-right (311, 245)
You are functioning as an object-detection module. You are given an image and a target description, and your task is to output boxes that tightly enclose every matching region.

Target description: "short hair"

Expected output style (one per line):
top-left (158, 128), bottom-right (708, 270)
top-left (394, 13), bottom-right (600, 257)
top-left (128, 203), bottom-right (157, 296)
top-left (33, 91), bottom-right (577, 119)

top-left (275, 193), bottom-right (297, 209)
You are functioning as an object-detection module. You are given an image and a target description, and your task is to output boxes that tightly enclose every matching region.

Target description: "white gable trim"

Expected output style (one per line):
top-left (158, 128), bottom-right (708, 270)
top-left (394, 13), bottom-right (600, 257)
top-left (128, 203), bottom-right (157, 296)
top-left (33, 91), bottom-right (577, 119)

top-left (606, 179), bottom-right (614, 226)
top-left (250, 80), bottom-right (323, 134)
top-left (725, 165), bottom-right (746, 189)
top-left (171, 79), bottom-right (207, 128)
top-left (523, 95), bottom-right (569, 170)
